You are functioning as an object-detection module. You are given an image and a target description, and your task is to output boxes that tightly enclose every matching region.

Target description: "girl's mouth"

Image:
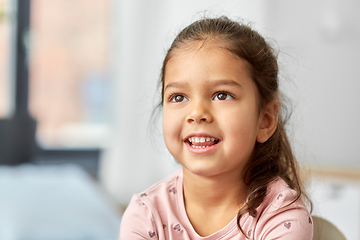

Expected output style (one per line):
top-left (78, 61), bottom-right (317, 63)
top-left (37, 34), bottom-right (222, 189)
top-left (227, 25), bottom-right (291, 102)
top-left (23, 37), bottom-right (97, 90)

top-left (185, 136), bottom-right (220, 149)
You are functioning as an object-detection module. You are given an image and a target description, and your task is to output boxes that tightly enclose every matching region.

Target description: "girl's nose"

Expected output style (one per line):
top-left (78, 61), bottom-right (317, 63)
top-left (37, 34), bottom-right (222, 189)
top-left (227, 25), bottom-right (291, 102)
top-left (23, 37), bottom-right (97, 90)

top-left (186, 101), bottom-right (213, 123)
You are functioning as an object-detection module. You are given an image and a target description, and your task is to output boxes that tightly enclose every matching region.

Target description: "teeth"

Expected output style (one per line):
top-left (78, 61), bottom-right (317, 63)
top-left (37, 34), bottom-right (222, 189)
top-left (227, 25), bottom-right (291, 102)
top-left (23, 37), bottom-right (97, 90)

top-left (187, 136), bottom-right (219, 149)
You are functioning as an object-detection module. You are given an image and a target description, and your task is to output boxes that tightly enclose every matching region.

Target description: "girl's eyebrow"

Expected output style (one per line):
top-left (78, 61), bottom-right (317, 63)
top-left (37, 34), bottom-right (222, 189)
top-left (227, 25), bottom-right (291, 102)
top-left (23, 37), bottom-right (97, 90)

top-left (211, 79), bottom-right (242, 88)
top-left (164, 81), bottom-right (188, 92)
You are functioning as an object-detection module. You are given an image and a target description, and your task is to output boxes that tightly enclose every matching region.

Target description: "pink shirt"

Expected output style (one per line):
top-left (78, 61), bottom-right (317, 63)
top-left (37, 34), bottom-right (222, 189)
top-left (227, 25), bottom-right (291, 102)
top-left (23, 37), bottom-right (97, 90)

top-left (120, 169), bottom-right (313, 239)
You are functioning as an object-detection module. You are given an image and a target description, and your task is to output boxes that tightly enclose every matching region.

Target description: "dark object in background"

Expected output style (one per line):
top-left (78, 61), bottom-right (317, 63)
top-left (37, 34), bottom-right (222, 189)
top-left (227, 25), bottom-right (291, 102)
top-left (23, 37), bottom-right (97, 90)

top-left (0, 112), bottom-right (37, 165)
top-left (0, 0), bottom-right (36, 165)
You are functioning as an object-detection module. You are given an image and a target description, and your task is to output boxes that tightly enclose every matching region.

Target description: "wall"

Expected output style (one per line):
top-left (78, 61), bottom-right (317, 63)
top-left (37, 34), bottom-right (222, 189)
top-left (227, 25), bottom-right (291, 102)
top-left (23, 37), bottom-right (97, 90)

top-left (265, 0), bottom-right (360, 168)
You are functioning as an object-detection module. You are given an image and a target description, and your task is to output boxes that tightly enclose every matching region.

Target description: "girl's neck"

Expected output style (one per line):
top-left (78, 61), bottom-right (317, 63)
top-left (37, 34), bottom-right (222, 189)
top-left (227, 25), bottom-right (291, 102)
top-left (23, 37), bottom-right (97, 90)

top-left (182, 167), bottom-right (247, 237)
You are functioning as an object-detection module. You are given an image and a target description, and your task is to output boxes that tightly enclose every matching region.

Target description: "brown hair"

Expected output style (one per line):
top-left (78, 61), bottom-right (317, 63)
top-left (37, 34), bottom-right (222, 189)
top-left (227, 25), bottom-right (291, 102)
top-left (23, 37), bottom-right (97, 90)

top-left (159, 16), bottom-right (311, 237)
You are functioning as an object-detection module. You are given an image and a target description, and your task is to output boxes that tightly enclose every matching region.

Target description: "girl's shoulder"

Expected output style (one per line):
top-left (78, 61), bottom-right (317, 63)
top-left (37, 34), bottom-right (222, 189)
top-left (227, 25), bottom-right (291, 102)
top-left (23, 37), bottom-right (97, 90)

top-left (257, 177), bottom-right (308, 216)
top-left (120, 169), bottom-right (183, 239)
top-left (251, 177), bottom-right (313, 239)
top-left (263, 177), bottom-right (299, 207)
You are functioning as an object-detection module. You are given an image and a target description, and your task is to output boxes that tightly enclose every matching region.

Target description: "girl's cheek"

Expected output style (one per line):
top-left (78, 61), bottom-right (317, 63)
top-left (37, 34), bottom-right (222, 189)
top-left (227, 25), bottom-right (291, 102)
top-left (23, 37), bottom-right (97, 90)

top-left (163, 112), bottom-right (175, 135)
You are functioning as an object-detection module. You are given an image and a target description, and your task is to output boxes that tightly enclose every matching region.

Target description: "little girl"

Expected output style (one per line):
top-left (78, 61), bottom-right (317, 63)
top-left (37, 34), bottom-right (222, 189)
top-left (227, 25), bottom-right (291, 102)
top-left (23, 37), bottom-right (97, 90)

top-left (120, 17), bottom-right (313, 239)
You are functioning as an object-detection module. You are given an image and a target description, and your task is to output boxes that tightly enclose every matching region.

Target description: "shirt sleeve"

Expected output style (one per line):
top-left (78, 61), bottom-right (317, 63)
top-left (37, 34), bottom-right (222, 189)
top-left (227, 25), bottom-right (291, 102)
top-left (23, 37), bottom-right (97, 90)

top-left (119, 195), bottom-right (158, 240)
top-left (255, 188), bottom-right (313, 240)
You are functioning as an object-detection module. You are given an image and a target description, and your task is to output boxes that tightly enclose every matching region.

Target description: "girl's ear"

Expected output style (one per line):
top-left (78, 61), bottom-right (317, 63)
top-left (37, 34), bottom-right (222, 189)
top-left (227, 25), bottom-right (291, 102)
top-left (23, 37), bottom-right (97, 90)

top-left (256, 101), bottom-right (278, 143)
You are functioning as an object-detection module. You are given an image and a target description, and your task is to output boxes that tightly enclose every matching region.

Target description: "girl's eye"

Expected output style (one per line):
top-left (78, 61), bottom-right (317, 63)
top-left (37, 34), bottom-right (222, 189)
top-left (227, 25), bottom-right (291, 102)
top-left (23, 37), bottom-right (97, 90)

top-left (171, 94), bottom-right (188, 102)
top-left (214, 92), bottom-right (233, 101)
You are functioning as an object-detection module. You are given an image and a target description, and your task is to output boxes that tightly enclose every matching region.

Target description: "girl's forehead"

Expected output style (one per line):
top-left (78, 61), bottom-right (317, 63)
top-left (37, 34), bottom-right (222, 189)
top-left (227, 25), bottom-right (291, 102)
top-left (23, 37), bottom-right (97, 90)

top-left (163, 43), bottom-right (254, 90)
top-left (165, 42), bottom-right (251, 79)
top-left (167, 42), bottom-right (244, 69)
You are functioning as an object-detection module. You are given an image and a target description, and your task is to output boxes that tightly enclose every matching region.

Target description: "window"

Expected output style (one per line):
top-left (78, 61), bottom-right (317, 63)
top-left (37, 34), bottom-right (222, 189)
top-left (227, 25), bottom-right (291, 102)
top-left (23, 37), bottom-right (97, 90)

top-left (0, 0), bottom-right (112, 176)
top-left (29, 0), bottom-right (112, 148)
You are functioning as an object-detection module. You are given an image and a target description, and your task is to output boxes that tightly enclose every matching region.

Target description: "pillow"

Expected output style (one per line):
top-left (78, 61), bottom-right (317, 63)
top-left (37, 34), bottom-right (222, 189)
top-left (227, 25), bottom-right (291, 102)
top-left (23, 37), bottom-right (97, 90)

top-left (0, 163), bottom-right (121, 240)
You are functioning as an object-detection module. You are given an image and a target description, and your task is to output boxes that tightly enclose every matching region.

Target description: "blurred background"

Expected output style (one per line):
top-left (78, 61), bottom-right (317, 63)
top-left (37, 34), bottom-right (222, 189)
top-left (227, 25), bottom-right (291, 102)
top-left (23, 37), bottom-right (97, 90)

top-left (0, 0), bottom-right (359, 239)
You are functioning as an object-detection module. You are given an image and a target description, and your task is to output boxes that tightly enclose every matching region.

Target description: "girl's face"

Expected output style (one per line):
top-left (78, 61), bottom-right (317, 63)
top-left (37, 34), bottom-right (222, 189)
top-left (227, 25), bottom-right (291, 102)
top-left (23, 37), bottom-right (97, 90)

top-left (162, 42), bottom-right (269, 179)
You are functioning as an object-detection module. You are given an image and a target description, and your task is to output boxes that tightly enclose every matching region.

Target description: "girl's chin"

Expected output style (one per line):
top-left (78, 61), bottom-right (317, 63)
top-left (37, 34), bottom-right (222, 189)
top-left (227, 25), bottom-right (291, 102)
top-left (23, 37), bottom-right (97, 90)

top-left (182, 163), bottom-right (225, 178)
